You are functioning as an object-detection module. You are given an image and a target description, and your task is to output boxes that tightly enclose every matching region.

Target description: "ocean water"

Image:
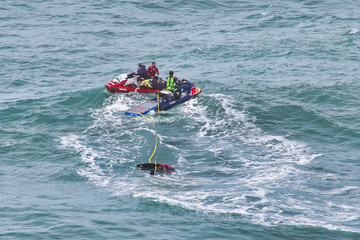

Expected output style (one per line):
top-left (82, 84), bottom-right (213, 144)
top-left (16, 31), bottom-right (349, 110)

top-left (1, 0), bottom-right (360, 239)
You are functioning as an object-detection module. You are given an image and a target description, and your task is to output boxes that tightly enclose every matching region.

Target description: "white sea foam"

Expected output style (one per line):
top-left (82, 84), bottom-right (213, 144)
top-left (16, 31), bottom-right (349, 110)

top-left (349, 28), bottom-right (358, 34)
top-left (58, 92), bottom-right (360, 233)
top-left (155, 93), bottom-right (359, 232)
top-left (60, 134), bottom-right (110, 187)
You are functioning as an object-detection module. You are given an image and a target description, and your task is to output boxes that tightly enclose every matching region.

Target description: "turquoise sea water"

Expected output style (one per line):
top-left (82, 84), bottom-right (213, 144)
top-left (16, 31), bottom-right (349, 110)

top-left (1, 1), bottom-right (360, 239)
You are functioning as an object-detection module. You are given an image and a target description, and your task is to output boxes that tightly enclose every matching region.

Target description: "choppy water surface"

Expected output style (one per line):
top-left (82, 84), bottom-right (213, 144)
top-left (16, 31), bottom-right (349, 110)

top-left (1, 1), bottom-right (360, 239)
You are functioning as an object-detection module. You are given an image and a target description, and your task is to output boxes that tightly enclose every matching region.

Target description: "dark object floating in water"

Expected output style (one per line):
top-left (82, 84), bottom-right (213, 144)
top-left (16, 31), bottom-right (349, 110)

top-left (137, 163), bottom-right (175, 172)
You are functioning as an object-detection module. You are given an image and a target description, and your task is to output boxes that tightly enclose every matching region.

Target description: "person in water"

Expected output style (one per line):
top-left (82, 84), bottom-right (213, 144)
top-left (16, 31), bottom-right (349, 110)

top-left (134, 63), bottom-right (150, 79)
top-left (147, 62), bottom-right (159, 79)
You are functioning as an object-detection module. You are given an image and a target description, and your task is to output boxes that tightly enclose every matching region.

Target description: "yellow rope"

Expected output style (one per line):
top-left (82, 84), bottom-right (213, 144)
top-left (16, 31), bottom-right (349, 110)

top-left (147, 93), bottom-right (160, 163)
top-left (138, 112), bottom-right (154, 121)
top-left (148, 132), bottom-right (158, 163)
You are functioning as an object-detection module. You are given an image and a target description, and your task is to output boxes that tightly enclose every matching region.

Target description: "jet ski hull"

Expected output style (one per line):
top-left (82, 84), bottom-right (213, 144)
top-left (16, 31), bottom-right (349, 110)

top-left (105, 80), bottom-right (161, 94)
top-left (125, 86), bottom-right (202, 116)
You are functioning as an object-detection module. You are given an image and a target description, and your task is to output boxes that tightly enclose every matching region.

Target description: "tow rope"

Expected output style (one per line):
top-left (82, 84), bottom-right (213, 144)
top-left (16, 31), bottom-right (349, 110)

top-left (138, 112), bottom-right (154, 121)
top-left (135, 93), bottom-right (176, 174)
top-left (138, 93), bottom-right (160, 163)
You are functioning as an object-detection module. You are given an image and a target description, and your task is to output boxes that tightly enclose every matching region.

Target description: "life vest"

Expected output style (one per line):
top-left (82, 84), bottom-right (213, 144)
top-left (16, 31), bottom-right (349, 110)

top-left (166, 76), bottom-right (177, 91)
top-left (141, 79), bottom-right (152, 88)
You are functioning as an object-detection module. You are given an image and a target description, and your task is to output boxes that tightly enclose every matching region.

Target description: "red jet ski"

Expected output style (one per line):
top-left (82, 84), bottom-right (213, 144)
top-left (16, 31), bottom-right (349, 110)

top-left (105, 73), bottom-right (162, 94)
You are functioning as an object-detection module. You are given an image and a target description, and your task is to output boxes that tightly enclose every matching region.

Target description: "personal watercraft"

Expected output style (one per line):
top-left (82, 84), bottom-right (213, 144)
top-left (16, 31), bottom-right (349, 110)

top-left (125, 79), bottom-right (202, 116)
top-left (105, 73), bottom-right (163, 94)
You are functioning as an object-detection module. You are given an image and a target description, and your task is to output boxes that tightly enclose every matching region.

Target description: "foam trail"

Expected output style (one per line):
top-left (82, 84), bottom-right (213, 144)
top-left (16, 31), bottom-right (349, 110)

top-left (59, 92), bottom-right (360, 233)
top-left (60, 134), bottom-right (109, 187)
